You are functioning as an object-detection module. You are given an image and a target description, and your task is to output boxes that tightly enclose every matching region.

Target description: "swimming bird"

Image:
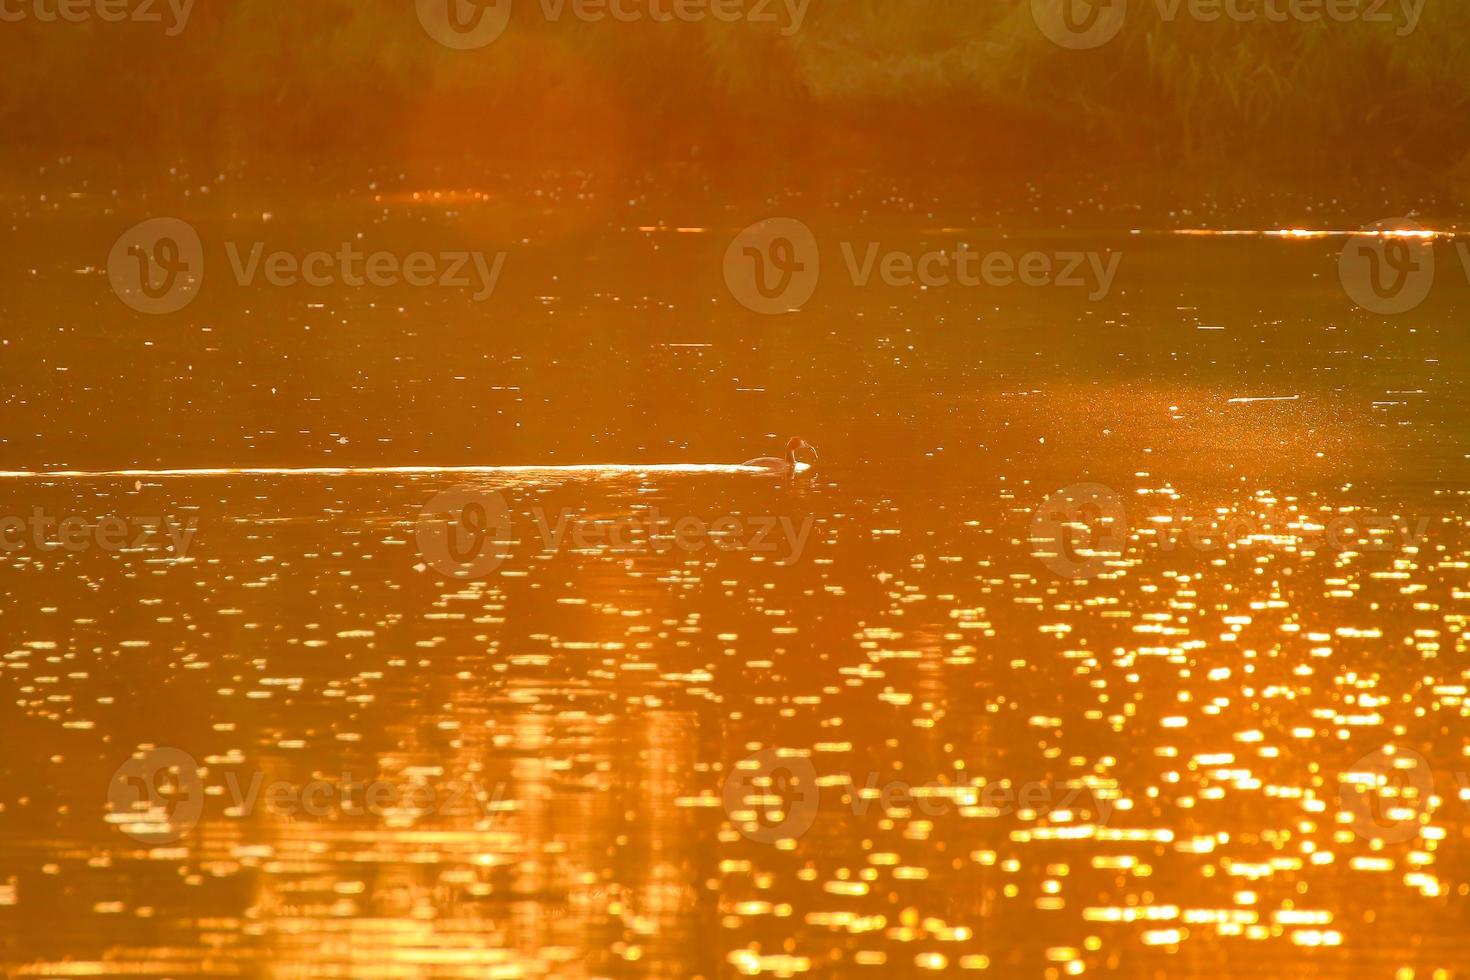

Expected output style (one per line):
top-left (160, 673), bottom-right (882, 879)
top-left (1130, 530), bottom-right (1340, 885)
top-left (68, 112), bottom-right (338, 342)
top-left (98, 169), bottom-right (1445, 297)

top-left (743, 436), bottom-right (817, 475)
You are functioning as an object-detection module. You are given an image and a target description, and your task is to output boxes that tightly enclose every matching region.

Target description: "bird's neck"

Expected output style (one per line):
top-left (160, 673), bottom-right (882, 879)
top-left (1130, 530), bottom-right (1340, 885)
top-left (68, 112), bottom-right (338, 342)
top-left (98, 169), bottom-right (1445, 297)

top-left (786, 448), bottom-right (796, 468)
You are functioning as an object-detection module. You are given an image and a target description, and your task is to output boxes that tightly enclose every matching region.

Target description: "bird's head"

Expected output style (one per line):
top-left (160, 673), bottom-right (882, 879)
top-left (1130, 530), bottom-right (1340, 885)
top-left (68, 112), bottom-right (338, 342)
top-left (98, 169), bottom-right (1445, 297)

top-left (786, 436), bottom-right (818, 466)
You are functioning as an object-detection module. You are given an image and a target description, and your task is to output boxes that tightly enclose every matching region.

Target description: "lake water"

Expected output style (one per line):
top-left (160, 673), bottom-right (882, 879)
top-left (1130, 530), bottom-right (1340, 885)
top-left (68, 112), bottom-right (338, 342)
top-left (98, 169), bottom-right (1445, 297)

top-left (1, 173), bottom-right (1468, 976)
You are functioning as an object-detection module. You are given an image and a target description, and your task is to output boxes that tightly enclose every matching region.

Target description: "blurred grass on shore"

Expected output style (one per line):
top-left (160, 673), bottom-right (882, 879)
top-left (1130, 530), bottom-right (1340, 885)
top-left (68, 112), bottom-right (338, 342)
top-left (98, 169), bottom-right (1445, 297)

top-left (2, 0), bottom-right (1467, 181)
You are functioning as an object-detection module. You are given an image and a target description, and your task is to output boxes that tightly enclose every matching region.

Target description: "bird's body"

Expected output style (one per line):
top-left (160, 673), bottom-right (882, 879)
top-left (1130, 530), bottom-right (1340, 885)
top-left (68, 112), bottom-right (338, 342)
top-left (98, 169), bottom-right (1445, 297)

top-left (743, 456), bottom-right (812, 474)
top-left (742, 436), bottom-right (817, 475)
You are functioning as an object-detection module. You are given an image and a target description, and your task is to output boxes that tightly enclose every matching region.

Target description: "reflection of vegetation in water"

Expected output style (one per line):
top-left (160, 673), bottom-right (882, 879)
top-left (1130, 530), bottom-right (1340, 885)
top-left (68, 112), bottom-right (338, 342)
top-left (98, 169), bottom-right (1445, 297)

top-left (4, 0), bottom-right (1470, 170)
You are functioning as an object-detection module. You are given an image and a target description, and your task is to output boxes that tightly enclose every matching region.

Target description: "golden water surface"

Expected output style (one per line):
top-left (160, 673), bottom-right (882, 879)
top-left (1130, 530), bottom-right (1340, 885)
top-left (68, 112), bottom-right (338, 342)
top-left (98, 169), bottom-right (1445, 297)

top-left (2, 185), bottom-right (1468, 977)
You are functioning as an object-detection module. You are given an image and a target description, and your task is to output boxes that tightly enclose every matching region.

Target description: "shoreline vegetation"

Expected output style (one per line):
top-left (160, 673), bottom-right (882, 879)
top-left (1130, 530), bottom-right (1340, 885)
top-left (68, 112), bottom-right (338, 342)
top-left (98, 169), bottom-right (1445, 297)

top-left (2, 1), bottom-right (1468, 183)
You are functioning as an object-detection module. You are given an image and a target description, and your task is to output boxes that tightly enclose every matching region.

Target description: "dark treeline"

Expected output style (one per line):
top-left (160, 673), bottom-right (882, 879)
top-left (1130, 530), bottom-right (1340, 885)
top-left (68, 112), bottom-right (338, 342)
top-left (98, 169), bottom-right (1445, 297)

top-left (3, 0), bottom-right (1468, 179)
